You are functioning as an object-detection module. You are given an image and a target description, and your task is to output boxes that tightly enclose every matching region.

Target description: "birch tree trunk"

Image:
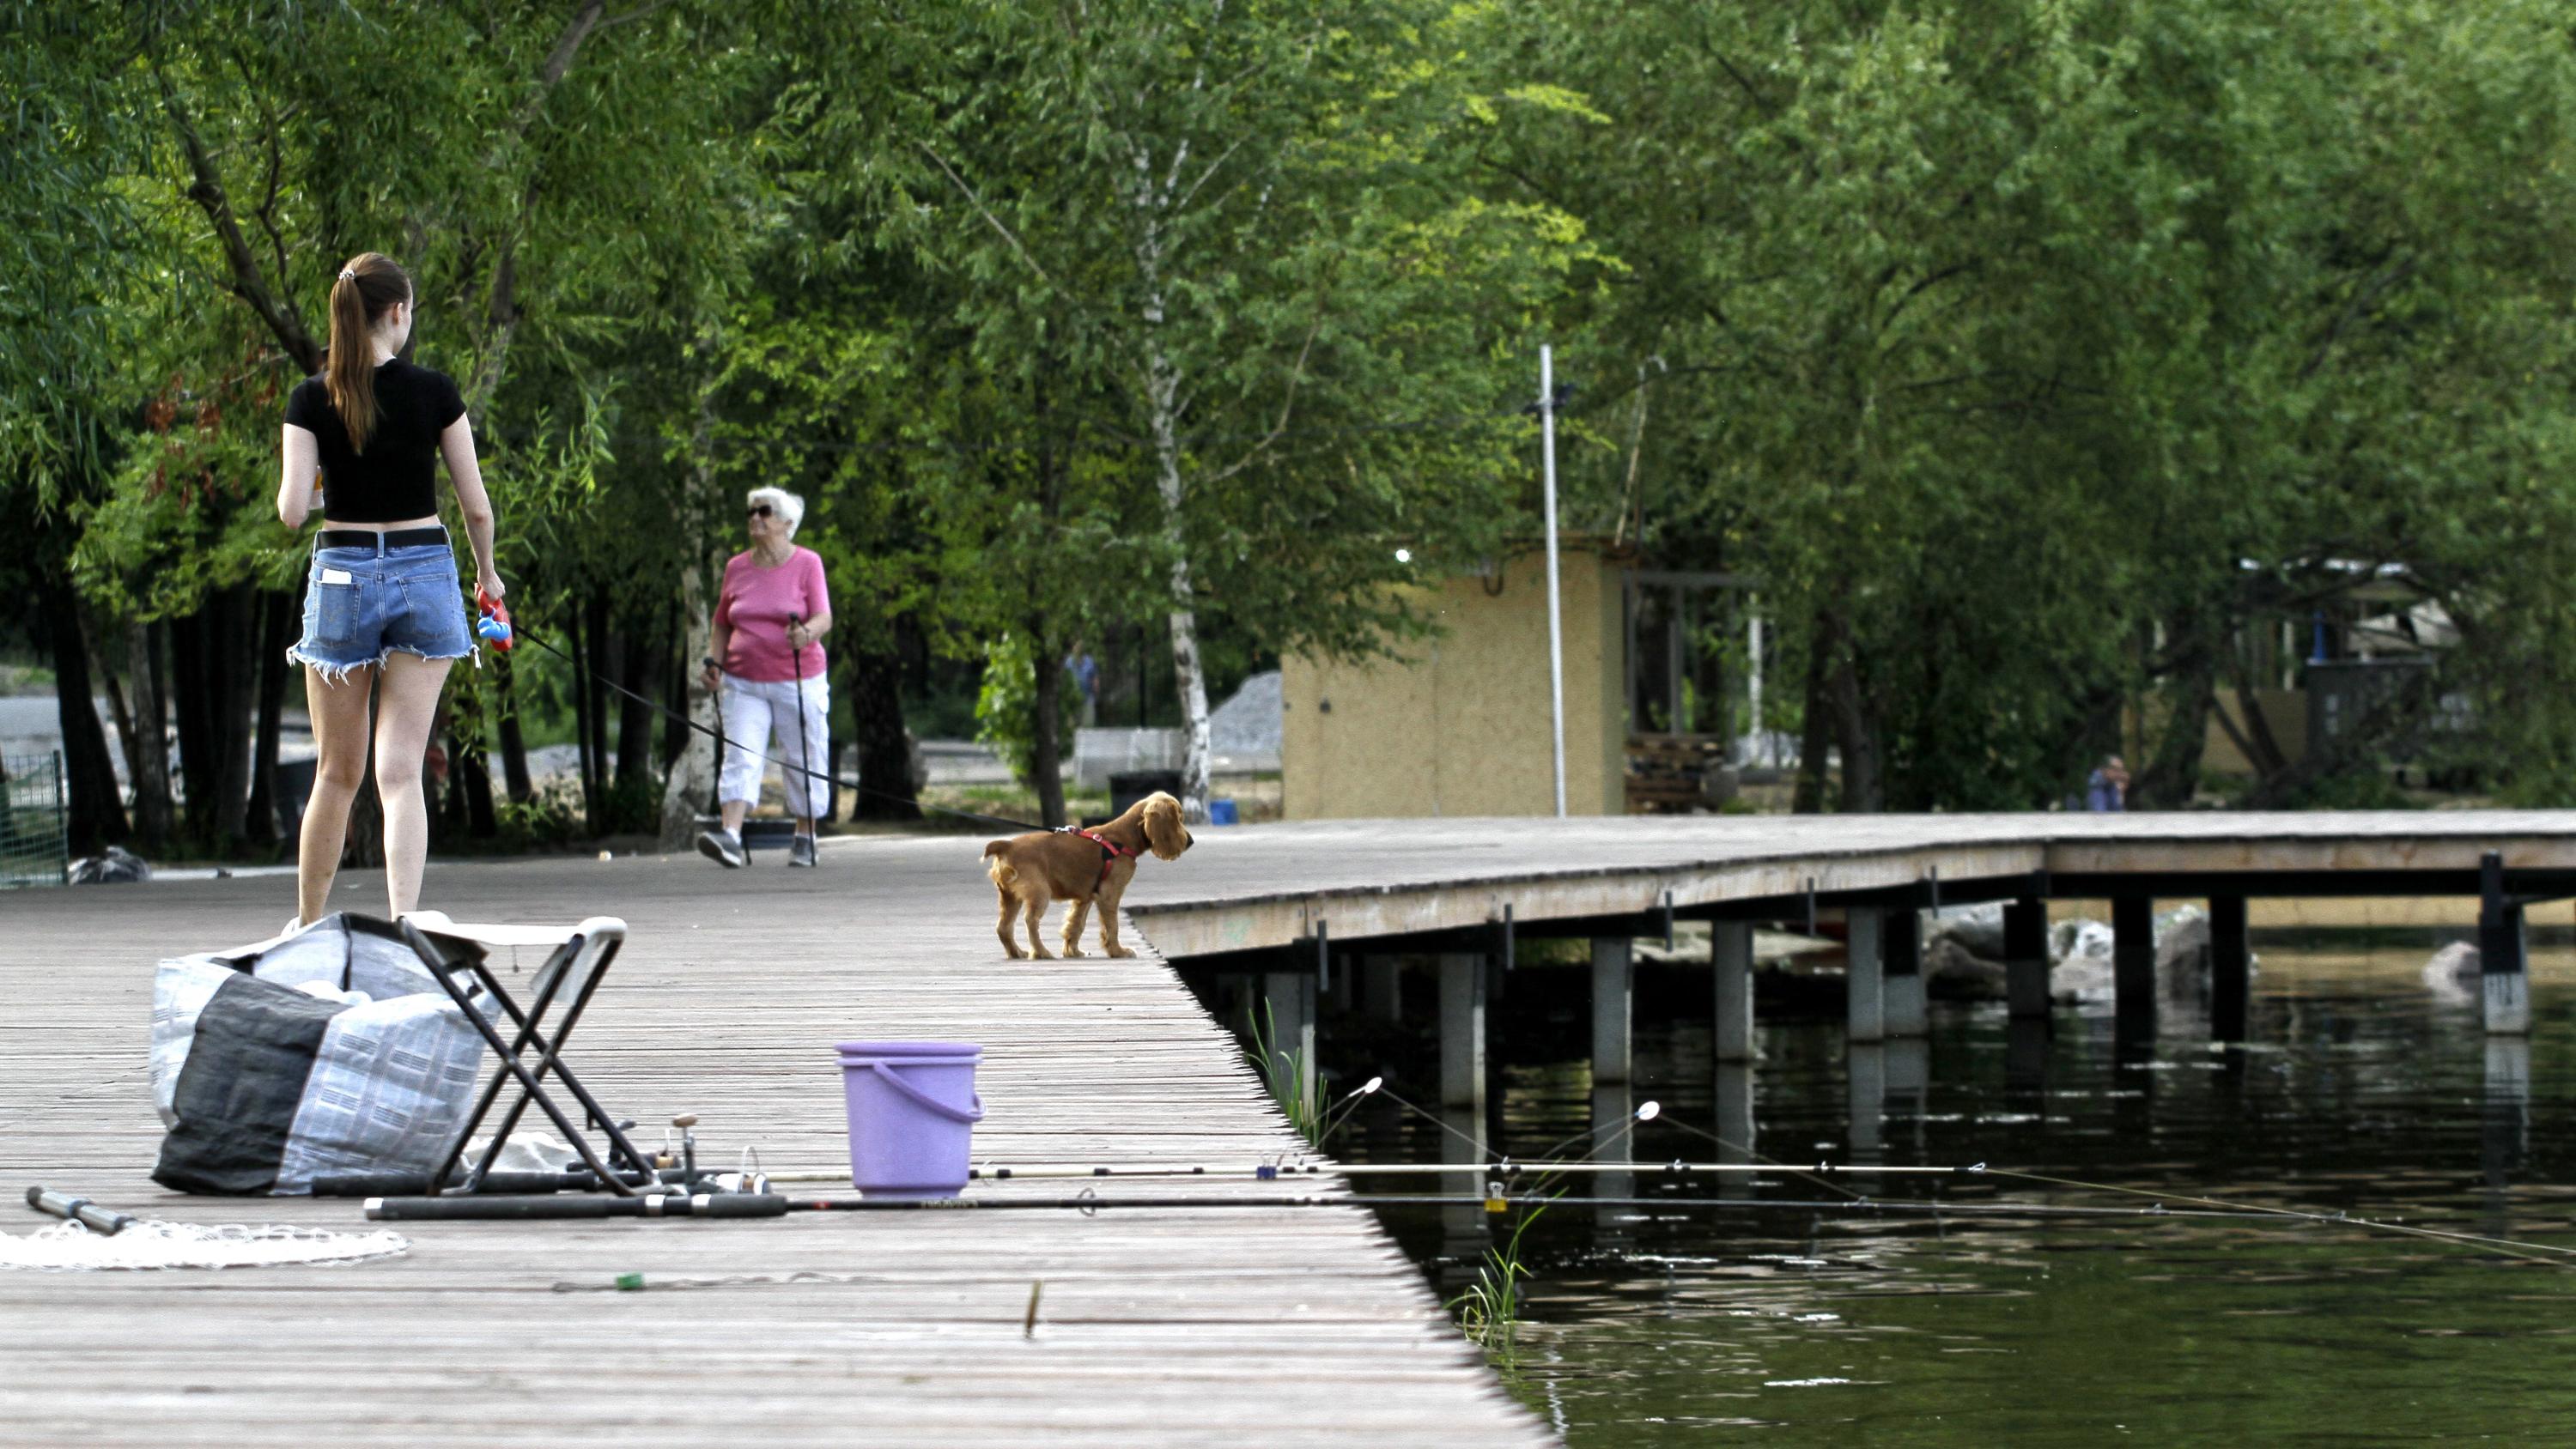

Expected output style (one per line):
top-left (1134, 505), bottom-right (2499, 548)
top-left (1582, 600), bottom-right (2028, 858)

top-left (1135, 230), bottom-right (1214, 822)
top-left (659, 402), bottom-right (724, 849)
top-left (125, 620), bottom-right (173, 846)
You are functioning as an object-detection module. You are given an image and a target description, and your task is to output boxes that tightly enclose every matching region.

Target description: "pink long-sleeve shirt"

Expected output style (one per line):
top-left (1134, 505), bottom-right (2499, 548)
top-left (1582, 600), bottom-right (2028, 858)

top-left (714, 547), bottom-right (830, 682)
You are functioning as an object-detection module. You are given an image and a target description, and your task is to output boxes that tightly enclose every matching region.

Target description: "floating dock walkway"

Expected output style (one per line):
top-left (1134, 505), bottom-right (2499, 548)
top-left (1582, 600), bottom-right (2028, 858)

top-left (8, 810), bottom-right (2574, 1444)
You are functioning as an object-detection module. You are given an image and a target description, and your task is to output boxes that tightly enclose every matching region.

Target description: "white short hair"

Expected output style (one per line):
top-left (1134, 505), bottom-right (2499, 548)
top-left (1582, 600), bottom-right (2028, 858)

top-left (748, 485), bottom-right (805, 537)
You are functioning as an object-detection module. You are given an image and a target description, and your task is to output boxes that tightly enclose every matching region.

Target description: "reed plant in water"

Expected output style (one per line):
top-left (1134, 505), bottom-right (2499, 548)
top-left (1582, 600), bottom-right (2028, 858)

top-left (1247, 998), bottom-right (1325, 1146)
top-left (1452, 1203), bottom-right (1547, 1364)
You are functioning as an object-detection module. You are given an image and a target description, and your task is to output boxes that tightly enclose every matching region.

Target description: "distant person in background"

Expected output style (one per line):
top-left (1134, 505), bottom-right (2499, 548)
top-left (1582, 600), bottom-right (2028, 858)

top-left (696, 486), bottom-right (832, 869)
top-left (2086, 755), bottom-right (2130, 812)
top-left (1066, 644), bottom-right (1099, 726)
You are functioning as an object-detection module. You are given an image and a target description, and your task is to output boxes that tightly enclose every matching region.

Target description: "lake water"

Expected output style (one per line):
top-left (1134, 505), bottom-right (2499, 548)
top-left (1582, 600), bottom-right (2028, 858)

top-left (1309, 937), bottom-right (2576, 1444)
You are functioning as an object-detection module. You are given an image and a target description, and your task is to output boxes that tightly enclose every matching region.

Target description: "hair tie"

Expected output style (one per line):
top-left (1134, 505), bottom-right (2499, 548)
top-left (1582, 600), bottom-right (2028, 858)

top-left (338, 268), bottom-right (355, 282)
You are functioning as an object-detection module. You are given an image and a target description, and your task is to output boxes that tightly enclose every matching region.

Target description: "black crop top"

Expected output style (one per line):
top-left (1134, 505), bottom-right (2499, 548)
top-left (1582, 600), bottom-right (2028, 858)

top-left (283, 358), bottom-right (467, 524)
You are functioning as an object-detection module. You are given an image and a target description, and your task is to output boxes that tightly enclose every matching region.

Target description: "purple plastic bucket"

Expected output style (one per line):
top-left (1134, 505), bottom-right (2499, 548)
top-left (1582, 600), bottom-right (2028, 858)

top-left (835, 1041), bottom-right (985, 1199)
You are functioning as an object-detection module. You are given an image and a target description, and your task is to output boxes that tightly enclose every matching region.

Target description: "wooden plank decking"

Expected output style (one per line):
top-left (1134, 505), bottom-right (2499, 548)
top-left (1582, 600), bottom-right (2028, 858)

top-left (11, 809), bottom-right (2576, 1446)
top-left (0, 840), bottom-right (1552, 1448)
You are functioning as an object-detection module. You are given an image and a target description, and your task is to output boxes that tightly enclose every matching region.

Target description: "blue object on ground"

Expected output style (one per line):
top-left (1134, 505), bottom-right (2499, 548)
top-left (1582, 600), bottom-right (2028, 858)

top-left (1209, 798), bottom-right (1239, 826)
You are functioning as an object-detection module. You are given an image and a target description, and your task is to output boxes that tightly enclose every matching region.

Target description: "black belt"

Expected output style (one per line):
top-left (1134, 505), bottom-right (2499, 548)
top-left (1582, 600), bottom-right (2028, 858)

top-left (319, 525), bottom-right (448, 551)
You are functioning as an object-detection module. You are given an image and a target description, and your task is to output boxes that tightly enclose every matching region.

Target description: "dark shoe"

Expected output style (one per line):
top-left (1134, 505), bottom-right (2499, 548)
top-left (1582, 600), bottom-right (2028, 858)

top-left (787, 834), bottom-right (817, 868)
top-left (696, 828), bottom-right (746, 869)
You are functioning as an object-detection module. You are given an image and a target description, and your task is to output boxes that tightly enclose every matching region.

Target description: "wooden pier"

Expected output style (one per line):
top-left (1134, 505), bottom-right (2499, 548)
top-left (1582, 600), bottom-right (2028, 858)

top-left (0, 840), bottom-right (1549, 1447)
top-left (8, 809), bottom-right (2576, 1445)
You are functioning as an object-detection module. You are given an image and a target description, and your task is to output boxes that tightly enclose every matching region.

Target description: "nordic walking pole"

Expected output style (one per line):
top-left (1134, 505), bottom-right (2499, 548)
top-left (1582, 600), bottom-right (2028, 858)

top-left (790, 612), bottom-right (819, 834)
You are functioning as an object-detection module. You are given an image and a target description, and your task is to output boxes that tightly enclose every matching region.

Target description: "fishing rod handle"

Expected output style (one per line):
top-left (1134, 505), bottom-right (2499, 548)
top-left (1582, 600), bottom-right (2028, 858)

top-left (25, 1186), bottom-right (138, 1236)
top-left (364, 1192), bottom-right (790, 1222)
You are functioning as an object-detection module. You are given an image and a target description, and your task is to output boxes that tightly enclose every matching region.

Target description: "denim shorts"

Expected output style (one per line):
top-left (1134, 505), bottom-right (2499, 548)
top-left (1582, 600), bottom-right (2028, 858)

top-left (287, 539), bottom-right (473, 682)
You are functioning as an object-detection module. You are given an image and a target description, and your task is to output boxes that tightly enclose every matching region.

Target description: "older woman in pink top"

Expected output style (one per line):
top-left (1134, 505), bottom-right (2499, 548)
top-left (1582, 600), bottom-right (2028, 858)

top-left (696, 486), bottom-right (833, 868)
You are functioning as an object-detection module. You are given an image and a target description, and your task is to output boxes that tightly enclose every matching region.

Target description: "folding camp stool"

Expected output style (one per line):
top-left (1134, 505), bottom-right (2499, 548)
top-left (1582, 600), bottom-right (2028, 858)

top-left (398, 912), bottom-right (660, 1197)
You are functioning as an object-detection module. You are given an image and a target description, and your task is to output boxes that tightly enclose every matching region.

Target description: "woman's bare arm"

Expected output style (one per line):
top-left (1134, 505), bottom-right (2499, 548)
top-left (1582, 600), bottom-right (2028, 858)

top-left (440, 415), bottom-right (502, 597)
top-left (278, 424), bottom-right (319, 528)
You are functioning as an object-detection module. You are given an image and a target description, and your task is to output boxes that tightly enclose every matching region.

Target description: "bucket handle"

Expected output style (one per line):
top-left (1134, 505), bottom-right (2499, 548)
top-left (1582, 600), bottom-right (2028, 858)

top-left (870, 1062), bottom-right (986, 1125)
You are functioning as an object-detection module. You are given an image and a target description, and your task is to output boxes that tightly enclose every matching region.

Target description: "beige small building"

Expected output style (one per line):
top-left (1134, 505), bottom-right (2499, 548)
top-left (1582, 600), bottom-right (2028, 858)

top-left (1282, 546), bottom-right (1627, 818)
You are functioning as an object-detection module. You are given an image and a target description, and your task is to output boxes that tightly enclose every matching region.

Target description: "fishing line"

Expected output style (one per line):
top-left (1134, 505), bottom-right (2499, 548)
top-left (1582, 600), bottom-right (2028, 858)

top-left (510, 626), bottom-right (1047, 834)
top-left (1978, 1167), bottom-right (2576, 1272)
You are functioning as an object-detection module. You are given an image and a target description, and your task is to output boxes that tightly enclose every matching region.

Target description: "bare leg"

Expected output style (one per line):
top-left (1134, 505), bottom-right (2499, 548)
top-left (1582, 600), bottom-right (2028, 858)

top-left (373, 652), bottom-right (455, 918)
top-left (1060, 898), bottom-right (1091, 957)
top-left (721, 798), bottom-right (749, 834)
top-left (297, 663), bottom-right (379, 925)
top-left (996, 885), bottom-right (1024, 960)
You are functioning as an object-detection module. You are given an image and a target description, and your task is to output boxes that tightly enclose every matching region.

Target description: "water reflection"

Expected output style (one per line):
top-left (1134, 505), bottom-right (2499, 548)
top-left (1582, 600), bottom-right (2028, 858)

top-left (1332, 939), bottom-right (2576, 1446)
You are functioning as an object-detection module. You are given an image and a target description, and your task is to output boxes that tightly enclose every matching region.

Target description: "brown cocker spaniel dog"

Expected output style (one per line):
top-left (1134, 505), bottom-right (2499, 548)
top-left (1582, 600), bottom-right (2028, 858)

top-left (982, 791), bottom-right (1193, 960)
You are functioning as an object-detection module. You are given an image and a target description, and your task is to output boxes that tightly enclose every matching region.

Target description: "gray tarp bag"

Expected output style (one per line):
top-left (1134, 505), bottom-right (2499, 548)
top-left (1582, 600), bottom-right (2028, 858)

top-left (149, 914), bottom-right (488, 1196)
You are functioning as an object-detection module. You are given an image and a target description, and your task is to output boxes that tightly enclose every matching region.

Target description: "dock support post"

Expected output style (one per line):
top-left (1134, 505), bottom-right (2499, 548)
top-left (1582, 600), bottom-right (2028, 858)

top-left (2005, 1017), bottom-right (2050, 1108)
top-left (2112, 894), bottom-right (2156, 1038)
top-left (1327, 954), bottom-right (1356, 1013)
top-left (2481, 852), bottom-right (2531, 1035)
top-left (1847, 1043), bottom-right (1885, 1161)
top-left (1591, 1081), bottom-right (1634, 1238)
top-left (1591, 937), bottom-right (1632, 1086)
top-left (2003, 899), bottom-right (2051, 1021)
top-left (1883, 906), bottom-right (1926, 1038)
top-left (1439, 953), bottom-right (1487, 1110)
top-left (2210, 895), bottom-right (2251, 1042)
top-left (1713, 920), bottom-right (1755, 1063)
top-left (1715, 1061), bottom-right (1755, 1200)
top-left (1261, 971), bottom-right (1317, 1105)
top-left (1364, 956), bottom-right (1405, 1022)
top-left (1846, 907), bottom-right (1886, 1044)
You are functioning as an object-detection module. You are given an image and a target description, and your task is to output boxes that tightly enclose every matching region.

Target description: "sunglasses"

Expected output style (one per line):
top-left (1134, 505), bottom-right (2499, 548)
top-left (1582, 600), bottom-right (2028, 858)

top-left (747, 505), bottom-right (774, 518)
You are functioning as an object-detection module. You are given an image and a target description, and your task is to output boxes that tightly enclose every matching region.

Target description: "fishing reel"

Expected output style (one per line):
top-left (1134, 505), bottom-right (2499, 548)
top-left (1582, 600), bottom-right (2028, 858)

top-left (475, 587), bottom-right (513, 652)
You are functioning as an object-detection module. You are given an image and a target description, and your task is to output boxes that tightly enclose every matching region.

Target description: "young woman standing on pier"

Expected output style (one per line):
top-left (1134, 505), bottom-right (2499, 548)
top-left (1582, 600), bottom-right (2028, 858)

top-left (276, 252), bottom-right (504, 925)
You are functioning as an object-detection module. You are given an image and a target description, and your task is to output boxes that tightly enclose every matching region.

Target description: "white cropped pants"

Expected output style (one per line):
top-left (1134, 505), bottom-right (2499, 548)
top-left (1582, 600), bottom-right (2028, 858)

top-left (717, 672), bottom-right (830, 819)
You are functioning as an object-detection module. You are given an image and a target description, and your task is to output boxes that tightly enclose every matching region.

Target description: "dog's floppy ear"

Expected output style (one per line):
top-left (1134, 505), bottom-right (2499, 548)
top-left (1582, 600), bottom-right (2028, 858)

top-left (1142, 791), bottom-right (1191, 860)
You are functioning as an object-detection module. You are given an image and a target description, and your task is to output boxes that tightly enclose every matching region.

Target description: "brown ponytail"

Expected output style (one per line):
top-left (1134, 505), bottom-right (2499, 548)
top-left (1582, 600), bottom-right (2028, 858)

top-left (324, 252), bottom-right (412, 453)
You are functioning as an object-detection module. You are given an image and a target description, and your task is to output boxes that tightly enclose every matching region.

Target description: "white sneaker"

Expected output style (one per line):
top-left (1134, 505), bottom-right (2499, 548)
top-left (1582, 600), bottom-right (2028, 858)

top-left (696, 828), bottom-right (746, 869)
top-left (787, 834), bottom-right (817, 868)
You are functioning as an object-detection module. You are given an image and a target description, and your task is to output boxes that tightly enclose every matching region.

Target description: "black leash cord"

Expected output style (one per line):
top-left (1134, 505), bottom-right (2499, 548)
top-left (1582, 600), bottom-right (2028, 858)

top-left (507, 626), bottom-right (1051, 835)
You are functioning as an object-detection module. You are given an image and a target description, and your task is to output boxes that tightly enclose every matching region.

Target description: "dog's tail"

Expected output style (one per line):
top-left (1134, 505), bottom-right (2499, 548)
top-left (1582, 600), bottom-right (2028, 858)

top-left (982, 840), bottom-right (1018, 890)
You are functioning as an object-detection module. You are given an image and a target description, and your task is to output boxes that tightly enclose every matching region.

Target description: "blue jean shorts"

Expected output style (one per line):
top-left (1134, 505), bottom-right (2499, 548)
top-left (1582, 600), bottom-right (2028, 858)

top-left (287, 539), bottom-right (473, 682)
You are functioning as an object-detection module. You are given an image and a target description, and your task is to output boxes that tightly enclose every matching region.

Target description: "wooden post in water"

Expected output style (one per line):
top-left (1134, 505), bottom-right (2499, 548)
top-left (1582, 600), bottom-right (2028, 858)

top-left (1883, 906), bottom-right (1926, 1037)
top-left (1438, 953), bottom-right (1487, 1110)
top-left (1590, 937), bottom-right (1632, 1086)
top-left (1713, 919), bottom-right (1756, 1062)
top-left (1847, 1042), bottom-right (1886, 1161)
top-left (2481, 852), bottom-right (2531, 1034)
top-left (2111, 894), bottom-right (2157, 1038)
top-left (1261, 971), bottom-right (1316, 1104)
top-left (1846, 907), bottom-right (1886, 1044)
top-left (2209, 894), bottom-right (2251, 1041)
top-left (2003, 898), bottom-right (2051, 1021)
top-left (1364, 955), bottom-right (1405, 1022)
top-left (1715, 1061), bottom-right (1755, 1201)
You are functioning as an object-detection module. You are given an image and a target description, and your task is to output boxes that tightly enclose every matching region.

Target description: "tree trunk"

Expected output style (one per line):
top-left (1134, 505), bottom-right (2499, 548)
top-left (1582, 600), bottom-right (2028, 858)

top-left (2136, 632), bottom-right (2215, 809)
top-left (568, 604), bottom-right (600, 834)
top-left (456, 717), bottom-right (498, 838)
top-left (126, 620), bottom-right (173, 846)
top-left (40, 591), bottom-right (126, 855)
top-left (1821, 613), bottom-right (1880, 813)
top-left (615, 620), bottom-right (658, 798)
top-left (245, 590), bottom-right (295, 846)
top-left (170, 605), bottom-right (215, 842)
top-left (659, 595), bottom-right (720, 847)
top-left (847, 642), bottom-right (920, 821)
top-left (1792, 619), bottom-right (1833, 815)
top-left (493, 652), bottom-right (533, 803)
top-left (1134, 221), bottom-right (1215, 822)
top-left (210, 584), bottom-right (257, 849)
top-left (1030, 624), bottom-right (1067, 829)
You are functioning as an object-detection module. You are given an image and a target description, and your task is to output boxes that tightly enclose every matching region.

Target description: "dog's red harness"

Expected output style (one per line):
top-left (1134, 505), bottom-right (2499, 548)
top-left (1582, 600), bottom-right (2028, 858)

top-left (1062, 827), bottom-right (1136, 887)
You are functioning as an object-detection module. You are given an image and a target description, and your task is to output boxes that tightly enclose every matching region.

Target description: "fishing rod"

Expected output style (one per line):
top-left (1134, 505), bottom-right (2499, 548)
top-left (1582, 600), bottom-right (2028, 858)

top-left (358, 1189), bottom-right (2279, 1225)
top-left (738, 1160), bottom-right (1973, 1184)
top-left (26, 1186), bottom-right (141, 1235)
